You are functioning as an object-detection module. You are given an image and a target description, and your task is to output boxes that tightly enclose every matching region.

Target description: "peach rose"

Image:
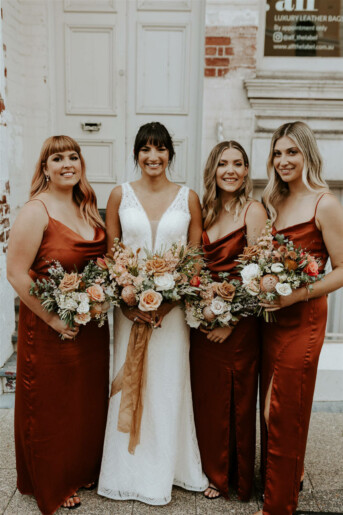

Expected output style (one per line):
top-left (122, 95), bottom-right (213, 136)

top-left (304, 260), bottom-right (319, 277)
top-left (74, 312), bottom-right (91, 325)
top-left (87, 284), bottom-right (105, 302)
top-left (90, 303), bottom-right (103, 317)
top-left (215, 281), bottom-right (236, 301)
top-left (138, 289), bottom-right (163, 311)
top-left (145, 257), bottom-right (172, 275)
top-left (121, 285), bottom-right (137, 306)
top-left (59, 272), bottom-right (81, 292)
top-left (260, 274), bottom-right (279, 293)
top-left (203, 305), bottom-right (216, 322)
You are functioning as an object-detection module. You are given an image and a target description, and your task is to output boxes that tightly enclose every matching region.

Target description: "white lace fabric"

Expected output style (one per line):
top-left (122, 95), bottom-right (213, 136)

top-left (98, 182), bottom-right (208, 505)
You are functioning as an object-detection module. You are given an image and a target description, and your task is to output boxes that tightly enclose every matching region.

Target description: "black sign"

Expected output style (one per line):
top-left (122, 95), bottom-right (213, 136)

top-left (265, 0), bottom-right (343, 57)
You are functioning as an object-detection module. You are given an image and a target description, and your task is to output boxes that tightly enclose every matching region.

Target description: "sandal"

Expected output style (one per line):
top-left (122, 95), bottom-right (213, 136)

top-left (81, 481), bottom-right (97, 491)
top-left (61, 494), bottom-right (81, 510)
top-left (203, 484), bottom-right (221, 500)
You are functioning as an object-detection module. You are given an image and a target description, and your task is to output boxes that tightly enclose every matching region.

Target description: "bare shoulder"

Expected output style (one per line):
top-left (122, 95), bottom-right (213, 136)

top-left (246, 200), bottom-right (267, 221)
top-left (16, 199), bottom-right (48, 225)
top-left (317, 191), bottom-right (342, 213)
top-left (188, 188), bottom-right (201, 207)
top-left (107, 185), bottom-right (122, 207)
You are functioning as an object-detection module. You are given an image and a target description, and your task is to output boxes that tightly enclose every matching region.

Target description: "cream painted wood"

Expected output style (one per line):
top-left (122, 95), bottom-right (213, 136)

top-left (137, 0), bottom-right (191, 11)
top-left (126, 0), bottom-right (205, 190)
top-left (52, 2), bottom-right (126, 208)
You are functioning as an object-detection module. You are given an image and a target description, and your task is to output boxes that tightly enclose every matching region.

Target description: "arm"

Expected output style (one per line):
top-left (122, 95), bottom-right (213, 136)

top-left (264, 194), bottom-right (343, 310)
top-left (7, 201), bottom-right (78, 339)
top-left (105, 185), bottom-right (122, 254)
top-left (188, 189), bottom-right (203, 247)
top-left (245, 201), bottom-right (268, 245)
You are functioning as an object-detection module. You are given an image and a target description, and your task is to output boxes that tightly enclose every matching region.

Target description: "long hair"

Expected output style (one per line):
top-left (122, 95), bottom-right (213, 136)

top-left (133, 121), bottom-right (175, 165)
top-left (202, 140), bottom-right (252, 230)
top-left (263, 121), bottom-right (327, 222)
top-left (30, 135), bottom-right (104, 228)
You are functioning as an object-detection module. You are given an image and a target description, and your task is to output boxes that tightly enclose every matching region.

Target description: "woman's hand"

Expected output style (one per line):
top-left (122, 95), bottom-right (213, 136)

top-left (121, 304), bottom-right (153, 324)
top-left (205, 326), bottom-right (234, 343)
top-left (260, 287), bottom-right (307, 311)
top-left (48, 314), bottom-right (79, 340)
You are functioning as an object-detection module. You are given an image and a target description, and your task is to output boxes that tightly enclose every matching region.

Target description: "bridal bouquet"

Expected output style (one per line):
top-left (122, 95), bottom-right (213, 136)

top-left (102, 238), bottom-right (203, 313)
top-left (237, 220), bottom-right (324, 321)
top-left (30, 260), bottom-right (113, 334)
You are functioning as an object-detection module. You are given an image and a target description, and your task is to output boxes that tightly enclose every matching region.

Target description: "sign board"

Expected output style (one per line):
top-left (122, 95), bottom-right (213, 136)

top-left (265, 0), bottom-right (343, 57)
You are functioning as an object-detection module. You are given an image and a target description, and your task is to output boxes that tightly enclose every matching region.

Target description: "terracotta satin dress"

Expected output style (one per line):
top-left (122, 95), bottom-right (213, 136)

top-left (261, 195), bottom-right (329, 515)
top-left (190, 206), bottom-right (260, 500)
top-left (15, 200), bottom-right (110, 515)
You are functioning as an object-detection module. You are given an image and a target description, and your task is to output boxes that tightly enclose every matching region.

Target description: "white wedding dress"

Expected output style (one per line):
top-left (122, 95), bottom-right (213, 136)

top-left (98, 182), bottom-right (208, 505)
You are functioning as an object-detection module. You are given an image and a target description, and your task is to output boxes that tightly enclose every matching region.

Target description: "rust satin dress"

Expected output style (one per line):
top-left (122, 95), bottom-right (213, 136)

top-left (261, 198), bottom-right (329, 515)
top-left (15, 200), bottom-right (110, 515)
top-left (190, 219), bottom-right (260, 500)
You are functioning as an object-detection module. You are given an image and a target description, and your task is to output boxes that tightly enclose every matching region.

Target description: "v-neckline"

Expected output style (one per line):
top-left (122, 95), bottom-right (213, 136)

top-left (50, 217), bottom-right (96, 242)
top-left (127, 182), bottom-right (182, 251)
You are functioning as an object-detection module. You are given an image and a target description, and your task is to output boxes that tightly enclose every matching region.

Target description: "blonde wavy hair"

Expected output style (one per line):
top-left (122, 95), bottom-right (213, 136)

top-left (30, 135), bottom-right (104, 228)
top-left (202, 140), bottom-right (252, 230)
top-left (263, 121), bottom-right (328, 223)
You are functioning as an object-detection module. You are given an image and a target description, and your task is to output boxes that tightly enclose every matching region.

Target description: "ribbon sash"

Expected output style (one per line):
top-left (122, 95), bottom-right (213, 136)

top-left (110, 321), bottom-right (153, 454)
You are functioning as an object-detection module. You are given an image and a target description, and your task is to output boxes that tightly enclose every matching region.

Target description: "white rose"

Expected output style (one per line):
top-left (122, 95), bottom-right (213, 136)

top-left (271, 263), bottom-right (284, 273)
top-left (218, 311), bottom-right (232, 324)
top-left (275, 282), bottom-right (292, 296)
top-left (185, 309), bottom-right (201, 329)
top-left (241, 263), bottom-right (261, 284)
top-left (77, 301), bottom-right (90, 314)
top-left (278, 273), bottom-right (288, 282)
top-left (154, 273), bottom-right (175, 291)
top-left (210, 297), bottom-right (226, 316)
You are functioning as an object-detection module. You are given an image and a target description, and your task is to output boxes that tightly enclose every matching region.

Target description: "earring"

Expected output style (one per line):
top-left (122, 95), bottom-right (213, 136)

top-left (45, 175), bottom-right (50, 182)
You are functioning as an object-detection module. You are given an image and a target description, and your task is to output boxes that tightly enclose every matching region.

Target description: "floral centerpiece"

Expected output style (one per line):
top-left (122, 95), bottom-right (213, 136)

top-left (29, 260), bottom-right (114, 337)
top-left (237, 220), bottom-right (324, 321)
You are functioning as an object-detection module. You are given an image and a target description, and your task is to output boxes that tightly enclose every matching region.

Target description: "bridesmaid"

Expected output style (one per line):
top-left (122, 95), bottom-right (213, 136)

top-left (253, 121), bottom-right (343, 515)
top-left (190, 141), bottom-right (267, 500)
top-left (7, 136), bottom-right (110, 514)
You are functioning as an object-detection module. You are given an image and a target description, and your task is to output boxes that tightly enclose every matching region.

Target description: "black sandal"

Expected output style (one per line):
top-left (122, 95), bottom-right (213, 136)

top-left (81, 481), bottom-right (97, 491)
top-left (204, 485), bottom-right (221, 499)
top-left (61, 494), bottom-right (81, 510)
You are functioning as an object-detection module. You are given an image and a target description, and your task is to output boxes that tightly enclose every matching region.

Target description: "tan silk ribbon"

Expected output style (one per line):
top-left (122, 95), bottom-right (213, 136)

top-left (110, 321), bottom-right (153, 454)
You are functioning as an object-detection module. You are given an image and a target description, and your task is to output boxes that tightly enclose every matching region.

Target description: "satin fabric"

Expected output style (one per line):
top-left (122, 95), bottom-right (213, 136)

top-left (261, 215), bottom-right (329, 515)
top-left (190, 225), bottom-right (260, 500)
top-left (15, 206), bottom-right (110, 515)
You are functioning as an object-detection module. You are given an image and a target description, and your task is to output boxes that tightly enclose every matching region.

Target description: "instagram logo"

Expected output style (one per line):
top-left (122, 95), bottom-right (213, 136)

top-left (273, 32), bottom-right (283, 43)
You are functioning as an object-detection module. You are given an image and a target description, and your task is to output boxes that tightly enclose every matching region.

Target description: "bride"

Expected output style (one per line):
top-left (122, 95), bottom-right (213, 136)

top-left (98, 122), bottom-right (208, 504)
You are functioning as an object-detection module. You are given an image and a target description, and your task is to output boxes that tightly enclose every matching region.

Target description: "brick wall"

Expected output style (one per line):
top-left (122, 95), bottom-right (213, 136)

top-left (205, 26), bottom-right (257, 78)
top-left (0, 181), bottom-right (10, 252)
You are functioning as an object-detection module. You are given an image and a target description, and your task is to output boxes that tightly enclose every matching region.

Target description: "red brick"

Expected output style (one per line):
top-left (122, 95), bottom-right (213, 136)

top-left (218, 47), bottom-right (223, 56)
top-left (205, 57), bottom-right (229, 67)
top-left (205, 47), bottom-right (216, 56)
top-left (5, 181), bottom-right (10, 193)
top-left (217, 68), bottom-right (229, 77)
top-left (0, 97), bottom-right (5, 115)
top-left (0, 195), bottom-right (6, 204)
top-left (206, 37), bottom-right (231, 46)
top-left (205, 68), bottom-right (216, 77)
top-left (3, 43), bottom-right (6, 52)
top-left (225, 47), bottom-right (234, 56)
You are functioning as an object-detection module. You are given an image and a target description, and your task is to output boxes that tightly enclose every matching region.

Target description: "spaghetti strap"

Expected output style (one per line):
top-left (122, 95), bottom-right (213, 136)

top-left (243, 200), bottom-right (255, 225)
top-left (27, 198), bottom-right (50, 217)
top-left (314, 192), bottom-right (332, 218)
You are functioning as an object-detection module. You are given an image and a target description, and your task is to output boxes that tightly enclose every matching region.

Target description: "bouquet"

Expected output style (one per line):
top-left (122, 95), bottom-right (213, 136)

top-left (237, 220), bottom-right (324, 321)
top-left (102, 238), bottom-right (203, 315)
top-left (30, 260), bottom-right (114, 336)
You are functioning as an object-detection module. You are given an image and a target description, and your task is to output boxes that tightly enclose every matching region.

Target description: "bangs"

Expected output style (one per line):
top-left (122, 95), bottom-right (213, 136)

top-left (43, 135), bottom-right (81, 160)
top-left (133, 121), bottom-right (175, 163)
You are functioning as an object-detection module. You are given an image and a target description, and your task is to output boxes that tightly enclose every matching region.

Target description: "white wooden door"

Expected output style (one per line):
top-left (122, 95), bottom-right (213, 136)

top-left (51, 0), bottom-right (205, 207)
top-left (53, 0), bottom-right (126, 208)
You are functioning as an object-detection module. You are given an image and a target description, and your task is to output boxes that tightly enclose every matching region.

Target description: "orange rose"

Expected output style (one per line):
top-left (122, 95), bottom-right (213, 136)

top-left (87, 284), bottom-right (105, 302)
top-left (59, 272), bottom-right (81, 292)
top-left (284, 258), bottom-right (298, 271)
top-left (260, 274), bottom-right (279, 293)
top-left (304, 261), bottom-right (319, 277)
top-left (215, 281), bottom-right (236, 301)
top-left (138, 289), bottom-right (163, 311)
top-left (145, 257), bottom-right (172, 275)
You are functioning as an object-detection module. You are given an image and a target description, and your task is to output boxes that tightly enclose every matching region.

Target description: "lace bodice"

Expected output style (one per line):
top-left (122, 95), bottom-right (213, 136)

top-left (119, 182), bottom-right (191, 253)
